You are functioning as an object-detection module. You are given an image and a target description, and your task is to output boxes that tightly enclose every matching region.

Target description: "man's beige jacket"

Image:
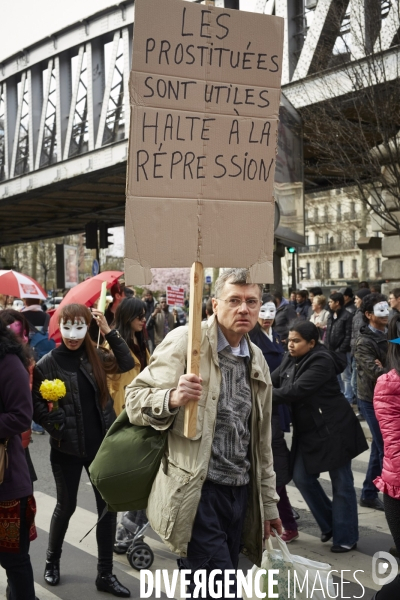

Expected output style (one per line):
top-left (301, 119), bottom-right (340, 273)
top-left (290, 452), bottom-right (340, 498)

top-left (125, 315), bottom-right (279, 567)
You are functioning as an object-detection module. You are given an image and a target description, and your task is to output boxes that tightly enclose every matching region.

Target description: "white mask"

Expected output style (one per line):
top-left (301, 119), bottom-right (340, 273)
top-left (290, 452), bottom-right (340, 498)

top-left (259, 302), bottom-right (276, 320)
top-left (373, 302), bottom-right (389, 318)
top-left (60, 318), bottom-right (88, 340)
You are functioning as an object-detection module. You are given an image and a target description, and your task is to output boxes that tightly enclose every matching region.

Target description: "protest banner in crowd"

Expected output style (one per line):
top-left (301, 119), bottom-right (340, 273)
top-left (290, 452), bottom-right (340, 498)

top-left (166, 285), bottom-right (185, 307)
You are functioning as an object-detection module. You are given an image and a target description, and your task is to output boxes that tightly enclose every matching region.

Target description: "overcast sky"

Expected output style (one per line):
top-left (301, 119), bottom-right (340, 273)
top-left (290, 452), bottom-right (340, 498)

top-left (1, 0), bottom-right (258, 63)
top-left (0, 0), bottom-right (116, 62)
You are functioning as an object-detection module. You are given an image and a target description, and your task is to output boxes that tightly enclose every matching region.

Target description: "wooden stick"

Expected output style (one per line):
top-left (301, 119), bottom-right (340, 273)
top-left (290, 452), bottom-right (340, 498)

top-left (184, 261), bottom-right (204, 438)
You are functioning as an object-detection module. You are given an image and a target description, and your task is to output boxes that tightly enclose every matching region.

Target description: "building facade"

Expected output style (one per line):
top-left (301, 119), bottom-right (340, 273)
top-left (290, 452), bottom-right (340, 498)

top-left (297, 188), bottom-right (383, 288)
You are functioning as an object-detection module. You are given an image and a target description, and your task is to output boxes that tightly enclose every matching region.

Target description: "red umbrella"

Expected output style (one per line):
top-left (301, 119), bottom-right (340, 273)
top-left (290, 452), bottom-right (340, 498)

top-left (48, 271), bottom-right (123, 339)
top-left (0, 270), bottom-right (47, 300)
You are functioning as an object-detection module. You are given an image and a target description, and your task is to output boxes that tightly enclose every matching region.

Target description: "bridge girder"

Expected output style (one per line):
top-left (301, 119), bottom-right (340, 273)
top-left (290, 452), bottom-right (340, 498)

top-left (0, 0), bottom-right (399, 245)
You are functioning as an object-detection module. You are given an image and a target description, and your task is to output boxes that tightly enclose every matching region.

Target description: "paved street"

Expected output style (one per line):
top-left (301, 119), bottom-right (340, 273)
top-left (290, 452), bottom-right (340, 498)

top-left (0, 424), bottom-right (389, 600)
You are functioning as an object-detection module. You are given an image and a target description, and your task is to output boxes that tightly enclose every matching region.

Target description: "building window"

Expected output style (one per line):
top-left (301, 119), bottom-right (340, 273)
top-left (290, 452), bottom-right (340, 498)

top-left (352, 259), bottom-right (358, 277)
top-left (350, 230), bottom-right (356, 246)
top-left (326, 261), bottom-right (331, 278)
top-left (376, 257), bottom-right (381, 275)
top-left (324, 206), bottom-right (328, 221)
top-left (337, 205), bottom-right (342, 222)
top-left (306, 262), bottom-right (311, 279)
top-left (305, 235), bottom-right (309, 246)
top-left (316, 262), bottom-right (321, 278)
top-left (325, 233), bottom-right (329, 244)
top-left (350, 201), bottom-right (356, 218)
top-left (338, 260), bottom-right (344, 278)
top-left (314, 207), bottom-right (318, 221)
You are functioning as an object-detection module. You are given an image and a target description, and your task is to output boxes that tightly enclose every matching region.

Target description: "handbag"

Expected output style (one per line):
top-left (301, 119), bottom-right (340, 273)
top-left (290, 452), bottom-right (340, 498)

top-left (244, 533), bottom-right (335, 600)
top-left (0, 440), bottom-right (9, 485)
top-left (89, 409), bottom-right (168, 512)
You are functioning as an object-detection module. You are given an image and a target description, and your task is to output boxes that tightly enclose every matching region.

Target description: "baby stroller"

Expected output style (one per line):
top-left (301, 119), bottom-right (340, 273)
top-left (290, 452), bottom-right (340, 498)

top-left (114, 511), bottom-right (154, 570)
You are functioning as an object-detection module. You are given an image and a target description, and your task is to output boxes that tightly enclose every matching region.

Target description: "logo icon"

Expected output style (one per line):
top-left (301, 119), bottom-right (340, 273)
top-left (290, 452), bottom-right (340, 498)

top-left (372, 551), bottom-right (399, 585)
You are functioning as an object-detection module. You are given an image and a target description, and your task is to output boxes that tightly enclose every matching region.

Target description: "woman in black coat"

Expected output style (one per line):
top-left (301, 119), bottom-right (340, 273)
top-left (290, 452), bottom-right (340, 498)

top-left (272, 321), bottom-right (368, 553)
top-left (33, 303), bottom-right (134, 597)
top-left (0, 319), bottom-right (37, 599)
top-left (250, 296), bottom-right (298, 543)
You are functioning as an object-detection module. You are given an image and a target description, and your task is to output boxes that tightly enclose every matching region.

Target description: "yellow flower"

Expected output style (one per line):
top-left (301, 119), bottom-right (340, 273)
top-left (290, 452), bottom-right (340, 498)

top-left (53, 379), bottom-right (66, 399)
top-left (39, 379), bottom-right (66, 402)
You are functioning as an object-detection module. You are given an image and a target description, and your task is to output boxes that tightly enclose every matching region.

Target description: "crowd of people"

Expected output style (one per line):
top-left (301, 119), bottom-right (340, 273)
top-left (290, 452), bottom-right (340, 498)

top-left (1, 274), bottom-right (400, 598)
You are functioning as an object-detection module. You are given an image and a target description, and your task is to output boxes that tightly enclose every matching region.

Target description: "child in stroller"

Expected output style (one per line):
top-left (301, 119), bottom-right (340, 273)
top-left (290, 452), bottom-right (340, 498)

top-left (114, 510), bottom-right (154, 570)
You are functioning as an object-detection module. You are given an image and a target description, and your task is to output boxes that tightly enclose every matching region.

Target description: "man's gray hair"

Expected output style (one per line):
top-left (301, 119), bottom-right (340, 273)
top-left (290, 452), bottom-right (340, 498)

top-left (214, 268), bottom-right (263, 299)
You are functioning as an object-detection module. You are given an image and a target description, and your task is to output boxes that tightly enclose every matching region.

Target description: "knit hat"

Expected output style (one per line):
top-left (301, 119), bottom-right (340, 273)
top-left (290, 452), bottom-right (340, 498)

top-left (343, 287), bottom-right (354, 297)
top-left (355, 288), bottom-right (371, 300)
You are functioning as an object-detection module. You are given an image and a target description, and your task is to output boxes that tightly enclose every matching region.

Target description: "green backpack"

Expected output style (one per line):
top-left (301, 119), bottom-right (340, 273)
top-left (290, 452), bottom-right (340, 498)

top-left (89, 409), bottom-right (168, 512)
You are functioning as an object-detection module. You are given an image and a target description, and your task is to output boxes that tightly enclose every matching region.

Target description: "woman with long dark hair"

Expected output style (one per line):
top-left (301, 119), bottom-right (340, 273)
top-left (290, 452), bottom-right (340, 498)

top-left (109, 297), bottom-right (150, 553)
top-left (108, 297), bottom-right (149, 416)
top-left (249, 295), bottom-right (298, 543)
top-left (0, 310), bottom-right (37, 482)
top-left (0, 318), bottom-right (38, 599)
top-left (33, 303), bottom-right (134, 597)
top-left (272, 320), bottom-right (367, 553)
top-left (371, 314), bottom-right (400, 599)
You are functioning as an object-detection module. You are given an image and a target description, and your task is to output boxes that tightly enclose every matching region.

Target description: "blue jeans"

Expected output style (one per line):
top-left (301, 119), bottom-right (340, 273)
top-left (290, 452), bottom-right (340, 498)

top-left (341, 352), bottom-right (353, 403)
top-left (31, 421), bottom-right (44, 433)
top-left (359, 399), bottom-right (384, 500)
top-left (293, 452), bottom-right (358, 547)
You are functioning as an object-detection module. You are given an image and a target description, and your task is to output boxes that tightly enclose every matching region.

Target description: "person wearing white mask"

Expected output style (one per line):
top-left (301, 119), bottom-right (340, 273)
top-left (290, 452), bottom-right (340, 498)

top-left (33, 304), bottom-right (134, 597)
top-left (354, 294), bottom-right (389, 512)
top-left (250, 295), bottom-right (299, 543)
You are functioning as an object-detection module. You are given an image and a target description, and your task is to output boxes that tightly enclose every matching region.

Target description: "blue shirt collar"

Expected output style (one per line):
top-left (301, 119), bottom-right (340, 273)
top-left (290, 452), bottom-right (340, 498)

top-left (217, 326), bottom-right (250, 358)
top-left (368, 324), bottom-right (387, 335)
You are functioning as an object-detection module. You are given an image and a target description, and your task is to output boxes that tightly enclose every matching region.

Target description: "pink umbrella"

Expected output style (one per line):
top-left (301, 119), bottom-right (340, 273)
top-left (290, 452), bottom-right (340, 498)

top-left (0, 270), bottom-right (47, 300)
top-left (48, 271), bottom-right (123, 339)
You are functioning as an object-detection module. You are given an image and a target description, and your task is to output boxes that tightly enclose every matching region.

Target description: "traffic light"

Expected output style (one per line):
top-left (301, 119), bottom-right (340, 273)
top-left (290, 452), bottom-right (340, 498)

top-left (99, 222), bottom-right (113, 248)
top-left (298, 267), bottom-right (306, 280)
top-left (287, 246), bottom-right (297, 254)
top-left (84, 222), bottom-right (98, 249)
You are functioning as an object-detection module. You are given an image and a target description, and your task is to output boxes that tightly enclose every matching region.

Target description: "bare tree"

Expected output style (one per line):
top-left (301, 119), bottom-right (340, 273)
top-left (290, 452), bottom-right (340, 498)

top-left (37, 240), bottom-right (56, 290)
top-left (299, 3), bottom-right (400, 233)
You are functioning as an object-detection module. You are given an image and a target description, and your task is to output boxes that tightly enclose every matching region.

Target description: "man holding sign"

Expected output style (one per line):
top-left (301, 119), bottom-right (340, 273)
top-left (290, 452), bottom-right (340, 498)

top-left (125, 269), bottom-right (281, 596)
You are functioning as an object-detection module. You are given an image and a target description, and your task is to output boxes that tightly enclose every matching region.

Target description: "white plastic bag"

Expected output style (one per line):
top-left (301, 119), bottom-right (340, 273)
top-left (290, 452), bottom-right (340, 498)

top-left (243, 534), bottom-right (335, 600)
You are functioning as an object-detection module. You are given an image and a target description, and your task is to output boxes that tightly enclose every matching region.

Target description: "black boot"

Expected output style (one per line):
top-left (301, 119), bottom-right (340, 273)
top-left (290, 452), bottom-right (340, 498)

top-left (44, 560), bottom-right (60, 586)
top-left (95, 573), bottom-right (130, 597)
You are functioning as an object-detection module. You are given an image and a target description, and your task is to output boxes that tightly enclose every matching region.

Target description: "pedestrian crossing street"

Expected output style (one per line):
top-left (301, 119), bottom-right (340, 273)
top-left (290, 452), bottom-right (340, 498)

top-left (0, 435), bottom-right (391, 599)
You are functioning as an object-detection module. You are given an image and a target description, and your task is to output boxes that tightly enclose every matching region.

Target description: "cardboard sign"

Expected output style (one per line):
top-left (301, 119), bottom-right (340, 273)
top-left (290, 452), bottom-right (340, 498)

top-left (167, 285), bottom-right (185, 307)
top-left (125, 0), bottom-right (284, 284)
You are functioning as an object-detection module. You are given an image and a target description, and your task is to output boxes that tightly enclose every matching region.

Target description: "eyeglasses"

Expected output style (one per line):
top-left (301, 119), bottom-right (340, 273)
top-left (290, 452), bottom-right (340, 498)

top-left (135, 314), bottom-right (146, 321)
top-left (219, 298), bottom-right (260, 309)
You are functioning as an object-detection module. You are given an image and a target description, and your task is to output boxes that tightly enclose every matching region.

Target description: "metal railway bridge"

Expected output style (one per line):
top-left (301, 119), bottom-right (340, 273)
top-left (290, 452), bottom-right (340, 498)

top-left (0, 0), bottom-right (399, 246)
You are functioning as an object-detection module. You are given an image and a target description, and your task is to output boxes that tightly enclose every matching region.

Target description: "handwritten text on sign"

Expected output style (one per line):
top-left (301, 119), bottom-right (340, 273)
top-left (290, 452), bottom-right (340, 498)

top-left (127, 0), bottom-right (282, 203)
top-left (124, 0), bottom-right (283, 283)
